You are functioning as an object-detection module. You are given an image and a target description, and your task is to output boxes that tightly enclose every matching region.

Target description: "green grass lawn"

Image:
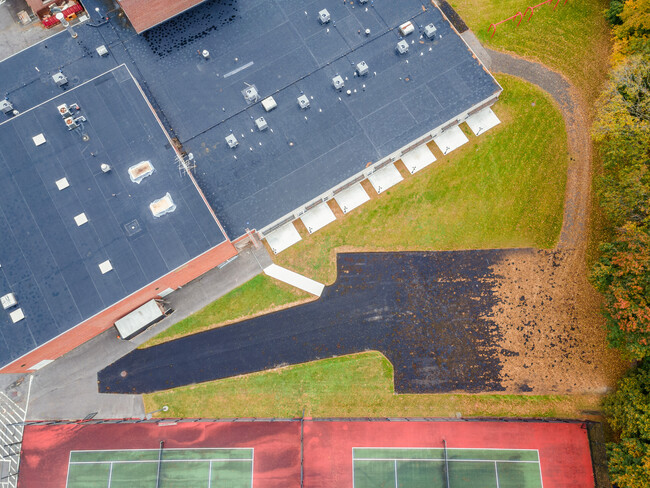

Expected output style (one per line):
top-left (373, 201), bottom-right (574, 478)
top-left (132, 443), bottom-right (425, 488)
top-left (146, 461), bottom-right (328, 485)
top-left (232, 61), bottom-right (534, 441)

top-left (275, 75), bottom-right (568, 283)
top-left (144, 351), bottom-right (602, 419)
top-left (448, 0), bottom-right (611, 103)
top-left (140, 275), bottom-right (311, 348)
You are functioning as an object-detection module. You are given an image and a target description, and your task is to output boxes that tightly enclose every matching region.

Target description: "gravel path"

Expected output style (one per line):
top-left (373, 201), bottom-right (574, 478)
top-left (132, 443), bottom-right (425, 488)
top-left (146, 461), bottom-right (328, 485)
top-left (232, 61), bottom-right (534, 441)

top-left (485, 48), bottom-right (592, 253)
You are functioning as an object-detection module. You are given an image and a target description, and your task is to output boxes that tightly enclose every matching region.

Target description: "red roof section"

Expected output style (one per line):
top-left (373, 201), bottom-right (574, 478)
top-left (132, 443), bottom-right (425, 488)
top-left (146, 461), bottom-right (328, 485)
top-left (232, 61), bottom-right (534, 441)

top-left (118, 0), bottom-right (208, 33)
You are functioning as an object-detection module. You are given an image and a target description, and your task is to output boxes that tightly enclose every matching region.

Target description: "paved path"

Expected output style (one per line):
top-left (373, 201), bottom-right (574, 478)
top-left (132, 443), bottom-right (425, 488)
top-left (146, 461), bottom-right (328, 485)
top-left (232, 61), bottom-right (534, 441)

top-left (264, 264), bottom-right (325, 297)
top-left (2, 246), bottom-right (271, 420)
top-left (484, 47), bottom-right (591, 252)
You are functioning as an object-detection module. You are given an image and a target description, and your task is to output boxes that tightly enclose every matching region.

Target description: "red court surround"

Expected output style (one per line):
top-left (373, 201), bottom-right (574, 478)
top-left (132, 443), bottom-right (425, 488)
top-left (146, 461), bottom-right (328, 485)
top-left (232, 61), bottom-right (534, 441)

top-left (18, 419), bottom-right (594, 488)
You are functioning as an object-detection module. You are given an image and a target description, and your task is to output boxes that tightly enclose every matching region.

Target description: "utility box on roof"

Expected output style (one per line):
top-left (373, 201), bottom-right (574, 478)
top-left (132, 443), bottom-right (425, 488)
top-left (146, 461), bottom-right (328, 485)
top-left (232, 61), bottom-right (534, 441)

top-left (396, 40), bottom-right (409, 54)
top-left (114, 299), bottom-right (168, 340)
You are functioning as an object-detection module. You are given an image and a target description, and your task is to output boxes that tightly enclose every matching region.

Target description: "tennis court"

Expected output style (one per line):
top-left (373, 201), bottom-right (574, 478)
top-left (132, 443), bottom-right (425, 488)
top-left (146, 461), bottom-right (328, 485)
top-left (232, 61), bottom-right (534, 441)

top-left (66, 448), bottom-right (253, 488)
top-left (353, 447), bottom-right (543, 488)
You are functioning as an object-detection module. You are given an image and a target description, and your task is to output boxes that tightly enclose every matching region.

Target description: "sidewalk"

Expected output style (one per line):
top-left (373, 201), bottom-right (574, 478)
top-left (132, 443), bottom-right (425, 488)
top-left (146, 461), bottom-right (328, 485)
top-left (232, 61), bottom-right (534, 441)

top-left (1, 245), bottom-right (272, 420)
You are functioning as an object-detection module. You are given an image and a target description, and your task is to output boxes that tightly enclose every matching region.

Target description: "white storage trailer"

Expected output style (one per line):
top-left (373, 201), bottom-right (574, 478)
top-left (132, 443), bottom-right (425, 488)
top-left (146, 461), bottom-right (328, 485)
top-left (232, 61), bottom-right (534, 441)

top-left (114, 299), bottom-right (168, 340)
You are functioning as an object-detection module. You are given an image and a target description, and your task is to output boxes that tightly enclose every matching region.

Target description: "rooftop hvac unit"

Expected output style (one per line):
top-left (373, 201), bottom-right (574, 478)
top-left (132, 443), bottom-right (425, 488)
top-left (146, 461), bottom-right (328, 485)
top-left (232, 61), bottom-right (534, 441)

top-left (424, 23), bottom-right (437, 39)
top-left (226, 134), bottom-right (238, 148)
top-left (356, 61), bottom-right (369, 76)
top-left (297, 94), bottom-right (310, 109)
top-left (332, 75), bottom-right (344, 90)
top-left (0, 99), bottom-right (13, 114)
top-left (96, 45), bottom-right (109, 56)
top-left (318, 9), bottom-right (330, 24)
top-left (242, 85), bottom-right (259, 103)
top-left (1, 293), bottom-right (17, 310)
top-left (255, 117), bottom-right (268, 131)
top-left (52, 72), bottom-right (68, 86)
top-left (262, 96), bottom-right (277, 112)
top-left (396, 40), bottom-right (409, 54)
top-left (399, 21), bottom-right (415, 36)
top-left (57, 103), bottom-right (71, 117)
top-left (64, 116), bottom-right (78, 129)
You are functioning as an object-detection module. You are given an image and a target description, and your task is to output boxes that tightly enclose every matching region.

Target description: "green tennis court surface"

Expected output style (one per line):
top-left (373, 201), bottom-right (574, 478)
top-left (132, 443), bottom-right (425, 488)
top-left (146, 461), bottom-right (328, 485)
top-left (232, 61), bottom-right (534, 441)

top-left (353, 448), bottom-right (543, 488)
top-left (66, 448), bottom-right (253, 488)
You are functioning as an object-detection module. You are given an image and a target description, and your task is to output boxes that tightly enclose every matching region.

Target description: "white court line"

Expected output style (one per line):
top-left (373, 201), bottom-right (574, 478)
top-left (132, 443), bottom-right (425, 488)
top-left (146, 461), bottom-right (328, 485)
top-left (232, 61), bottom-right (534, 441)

top-left (354, 458), bottom-right (539, 463)
top-left (353, 447), bottom-right (539, 453)
top-left (223, 61), bottom-right (254, 78)
top-left (107, 462), bottom-right (113, 488)
top-left (70, 458), bottom-right (252, 465)
top-left (71, 447), bottom-right (252, 453)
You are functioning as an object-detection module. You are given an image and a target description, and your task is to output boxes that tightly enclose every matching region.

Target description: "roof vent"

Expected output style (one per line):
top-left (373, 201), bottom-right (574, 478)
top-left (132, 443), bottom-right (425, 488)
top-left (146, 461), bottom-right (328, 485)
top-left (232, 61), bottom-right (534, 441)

top-left (74, 213), bottom-right (88, 226)
top-left (201, 49), bottom-right (210, 59)
top-left (356, 61), bottom-right (369, 76)
top-left (396, 40), bottom-right (409, 54)
top-left (55, 177), bottom-right (69, 190)
top-left (424, 23), bottom-right (437, 39)
top-left (226, 134), bottom-right (239, 148)
top-left (52, 72), bottom-right (68, 87)
top-left (255, 117), bottom-right (268, 131)
top-left (32, 133), bottom-right (46, 146)
top-left (297, 95), bottom-right (310, 109)
top-left (1, 293), bottom-right (17, 310)
top-left (9, 308), bottom-right (24, 323)
top-left (96, 45), bottom-right (109, 56)
top-left (262, 96), bottom-right (277, 112)
top-left (150, 192), bottom-right (176, 218)
top-left (98, 260), bottom-right (113, 274)
top-left (332, 75), bottom-right (344, 90)
top-left (399, 21), bottom-right (415, 36)
top-left (0, 100), bottom-right (13, 114)
top-left (318, 9), bottom-right (330, 24)
top-left (128, 161), bottom-right (154, 184)
top-left (242, 84), bottom-right (259, 103)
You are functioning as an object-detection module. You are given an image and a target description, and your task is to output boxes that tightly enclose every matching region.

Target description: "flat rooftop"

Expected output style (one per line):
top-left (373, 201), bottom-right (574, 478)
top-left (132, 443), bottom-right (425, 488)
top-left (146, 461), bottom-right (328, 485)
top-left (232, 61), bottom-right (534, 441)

top-left (0, 65), bottom-right (227, 366)
top-left (119, 0), bottom-right (500, 237)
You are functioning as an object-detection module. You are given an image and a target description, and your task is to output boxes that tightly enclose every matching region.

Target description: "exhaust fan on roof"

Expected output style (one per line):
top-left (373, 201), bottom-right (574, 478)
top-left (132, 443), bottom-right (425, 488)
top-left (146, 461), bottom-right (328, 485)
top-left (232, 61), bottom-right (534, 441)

top-left (1, 293), bottom-right (17, 310)
top-left (297, 95), bottom-right (310, 109)
top-left (356, 61), bottom-right (369, 76)
top-left (318, 9), bottom-right (330, 24)
top-left (0, 99), bottom-right (13, 114)
top-left (52, 72), bottom-right (68, 87)
top-left (396, 40), bottom-right (409, 55)
top-left (242, 84), bottom-right (259, 103)
top-left (332, 75), bottom-right (344, 90)
top-left (424, 23), bottom-right (437, 39)
top-left (226, 134), bottom-right (239, 148)
top-left (255, 117), bottom-right (268, 131)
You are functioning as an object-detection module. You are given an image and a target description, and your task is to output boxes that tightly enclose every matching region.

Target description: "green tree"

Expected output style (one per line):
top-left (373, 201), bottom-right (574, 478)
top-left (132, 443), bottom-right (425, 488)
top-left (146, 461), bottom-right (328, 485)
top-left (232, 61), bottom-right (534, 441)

top-left (602, 359), bottom-right (650, 488)
top-left (592, 224), bottom-right (650, 359)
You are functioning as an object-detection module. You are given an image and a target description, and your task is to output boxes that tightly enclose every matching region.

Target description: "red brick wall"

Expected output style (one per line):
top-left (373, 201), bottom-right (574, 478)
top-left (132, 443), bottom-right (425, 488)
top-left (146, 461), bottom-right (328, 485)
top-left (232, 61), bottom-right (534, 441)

top-left (0, 240), bottom-right (237, 374)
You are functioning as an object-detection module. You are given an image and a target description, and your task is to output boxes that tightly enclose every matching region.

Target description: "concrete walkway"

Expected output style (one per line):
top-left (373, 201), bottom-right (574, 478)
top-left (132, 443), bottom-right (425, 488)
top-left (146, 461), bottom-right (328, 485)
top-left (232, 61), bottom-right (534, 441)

top-left (0, 245), bottom-right (272, 420)
top-left (264, 264), bottom-right (325, 297)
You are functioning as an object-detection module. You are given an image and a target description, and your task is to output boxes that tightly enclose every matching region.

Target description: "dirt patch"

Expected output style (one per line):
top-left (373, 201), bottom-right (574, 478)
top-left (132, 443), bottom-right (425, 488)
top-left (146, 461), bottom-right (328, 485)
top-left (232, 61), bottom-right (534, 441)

top-left (488, 249), bottom-right (627, 393)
